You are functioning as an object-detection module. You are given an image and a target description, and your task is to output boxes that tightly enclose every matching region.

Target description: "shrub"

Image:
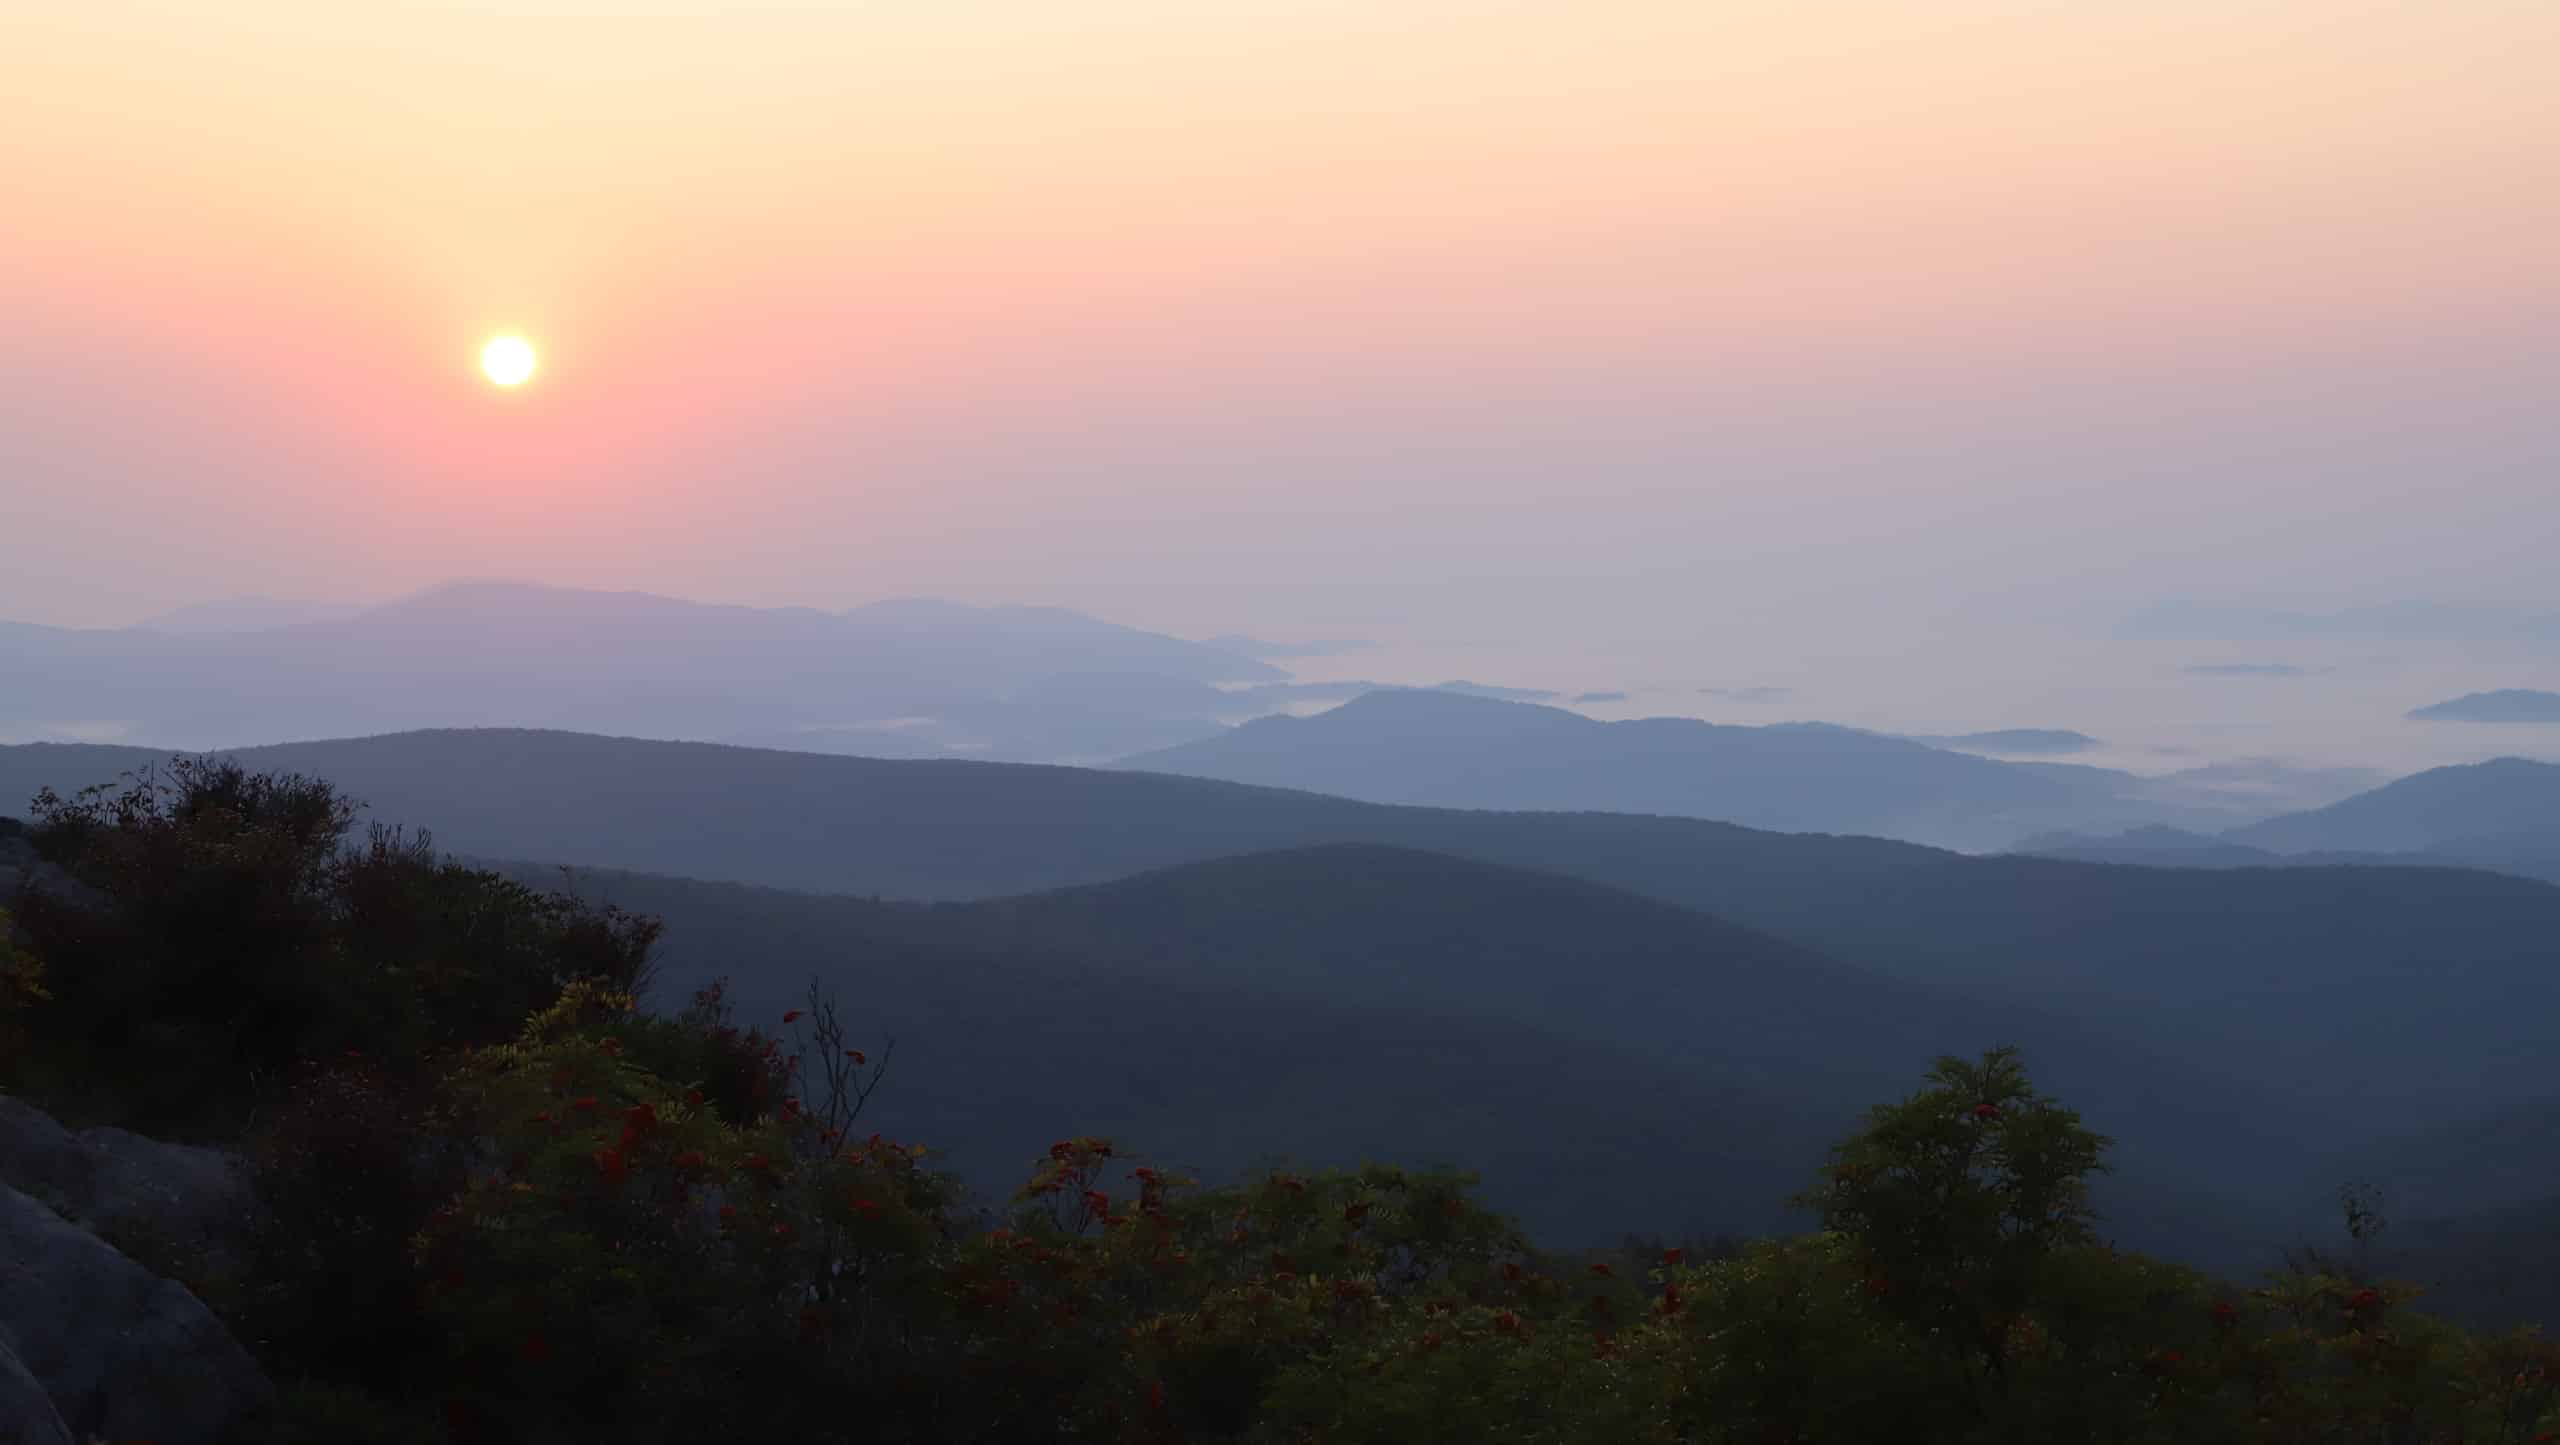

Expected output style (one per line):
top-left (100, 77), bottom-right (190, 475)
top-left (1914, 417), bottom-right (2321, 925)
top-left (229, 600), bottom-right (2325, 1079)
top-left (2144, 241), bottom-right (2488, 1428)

top-left (17, 767), bottom-right (2560, 1443)
top-left (232, 1051), bottom-right (468, 1406)
top-left (413, 984), bottom-right (956, 1443)
top-left (8, 761), bottom-right (653, 1131)
top-left (0, 906), bottom-right (43, 1060)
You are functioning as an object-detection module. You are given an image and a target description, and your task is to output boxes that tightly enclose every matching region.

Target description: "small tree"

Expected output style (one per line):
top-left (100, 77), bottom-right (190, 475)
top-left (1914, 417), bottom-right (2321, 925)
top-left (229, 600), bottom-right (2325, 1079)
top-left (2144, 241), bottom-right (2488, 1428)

top-left (416, 981), bottom-right (956, 1444)
top-left (1796, 1047), bottom-right (2112, 1426)
top-left (776, 975), bottom-right (895, 1145)
top-left (10, 760), bottom-right (657, 1130)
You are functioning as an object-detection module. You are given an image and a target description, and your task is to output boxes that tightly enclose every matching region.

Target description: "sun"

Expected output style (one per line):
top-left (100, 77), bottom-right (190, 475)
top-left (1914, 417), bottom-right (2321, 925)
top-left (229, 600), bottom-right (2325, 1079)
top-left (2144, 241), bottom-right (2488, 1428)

top-left (480, 335), bottom-right (537, 387)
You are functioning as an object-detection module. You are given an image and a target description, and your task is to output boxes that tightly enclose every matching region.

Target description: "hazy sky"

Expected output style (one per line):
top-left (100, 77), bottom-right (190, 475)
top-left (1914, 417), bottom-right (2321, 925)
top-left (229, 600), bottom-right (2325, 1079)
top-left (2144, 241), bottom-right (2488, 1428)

top-left (6, 1), bottom-right (2557, 656)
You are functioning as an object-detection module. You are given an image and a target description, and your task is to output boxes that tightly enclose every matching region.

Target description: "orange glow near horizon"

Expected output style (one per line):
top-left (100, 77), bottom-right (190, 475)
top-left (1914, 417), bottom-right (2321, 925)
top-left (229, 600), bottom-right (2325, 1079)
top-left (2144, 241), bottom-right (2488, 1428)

top-left (2, 1), bottom-right (2557, 624)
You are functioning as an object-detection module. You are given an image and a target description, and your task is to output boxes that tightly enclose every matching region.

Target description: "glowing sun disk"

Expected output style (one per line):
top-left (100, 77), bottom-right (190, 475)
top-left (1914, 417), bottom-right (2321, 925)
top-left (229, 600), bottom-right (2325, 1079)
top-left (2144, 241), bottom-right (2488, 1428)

top-left (481, 335), bottom-right (536, 387)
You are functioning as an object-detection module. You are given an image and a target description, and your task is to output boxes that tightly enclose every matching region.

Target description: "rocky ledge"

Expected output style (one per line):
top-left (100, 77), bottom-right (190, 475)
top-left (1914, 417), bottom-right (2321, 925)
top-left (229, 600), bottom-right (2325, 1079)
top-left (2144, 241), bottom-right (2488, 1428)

top-left (0, 1096), bottom-right (269, 1445)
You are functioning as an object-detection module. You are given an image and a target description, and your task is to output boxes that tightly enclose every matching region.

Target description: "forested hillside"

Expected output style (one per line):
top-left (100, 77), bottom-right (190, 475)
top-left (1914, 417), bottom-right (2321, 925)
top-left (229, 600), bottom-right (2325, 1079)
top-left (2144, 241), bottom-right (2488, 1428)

top-left (12, 734), bottom-right (2560, 1209)
top-left (15, 763), bottom-right (2560, 1434)
top-left (5, 763), bottom-right (2556, 1443)
top-left (478, 846), bottom-right (2288, 1261)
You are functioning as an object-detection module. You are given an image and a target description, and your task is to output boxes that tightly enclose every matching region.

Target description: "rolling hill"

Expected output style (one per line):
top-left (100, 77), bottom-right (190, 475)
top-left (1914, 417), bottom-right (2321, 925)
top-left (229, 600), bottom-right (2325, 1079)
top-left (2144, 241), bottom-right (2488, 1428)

top-left (2226, 756), bottom-right (2560, 854)
top-left (2406, 690), bottom-right (2560, 723)
top-left (2013, 825), bottom-right (2288, 869)
top-left (1113, 688), bottom-right (2313, 849)
top-left (2022, 758), bottom-right (2560, 886)
top-left (458, 844), bottom-right (2297, 1263)
top-left (0, 729), bottom-right (1948, 903)
top-left (0, 580), bottom-right (1277, 761)
top-left (11, 728), bottom-right (2560, 1154)
top-left (11, 803), bottom-right (2312, 1260)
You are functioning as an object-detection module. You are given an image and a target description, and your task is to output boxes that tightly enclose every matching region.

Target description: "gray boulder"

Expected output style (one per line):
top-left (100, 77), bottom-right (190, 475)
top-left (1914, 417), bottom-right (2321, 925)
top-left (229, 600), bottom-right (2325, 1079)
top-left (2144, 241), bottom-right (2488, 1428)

top-left (0, 1096), bottom-right (250, 1267)
top-left (0, 1338), bottom-right (72, 1445)
top-left (0, 1184), bottom-right (270, 1445)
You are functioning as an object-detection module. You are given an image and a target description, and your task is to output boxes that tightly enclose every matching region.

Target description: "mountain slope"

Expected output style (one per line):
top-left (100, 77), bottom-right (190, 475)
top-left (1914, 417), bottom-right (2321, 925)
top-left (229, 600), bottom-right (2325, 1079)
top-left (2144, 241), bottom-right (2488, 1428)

top-left (2013, 825), bottom-right (2283, 868)
top-left (2407, 690), bottom-right (2560, 723)
top-left (12, 728), bottom-right (2560, 1150)
top-left (2029, 757), bottom-right (2560, 887)
top-left (0, 581), bottom-right (1277, 759)
top-left (0, 730), bottom-right (1954, 903)
top-left (0, 728), bottom-right (2074, 929)
top-left (2017, 828), bottom-right (2560, 887)
top-left (480, 845), bottom-right (2296, 1261)
top-left (1115, 689), bottom-right (2193, 850)
top-left (2226, 757), bottom-right (2560, 854)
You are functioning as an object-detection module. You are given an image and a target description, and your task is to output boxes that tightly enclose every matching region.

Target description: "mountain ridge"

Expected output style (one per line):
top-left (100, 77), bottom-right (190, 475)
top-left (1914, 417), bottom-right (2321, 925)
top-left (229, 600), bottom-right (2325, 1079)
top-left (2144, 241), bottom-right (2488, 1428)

top-left (2407, 690), bottom-right (2560, 724)
top-left (1117, 688), bottom-right (2253, 849)
top-left (2225, 756), bottom-right (2560, 853)
top-left (11, 726), bottom-right (2560, 1152)
top-left (0, 581), bottom-right (1281, 760)
top-left (461, 839), bottom-right (2310, 1260)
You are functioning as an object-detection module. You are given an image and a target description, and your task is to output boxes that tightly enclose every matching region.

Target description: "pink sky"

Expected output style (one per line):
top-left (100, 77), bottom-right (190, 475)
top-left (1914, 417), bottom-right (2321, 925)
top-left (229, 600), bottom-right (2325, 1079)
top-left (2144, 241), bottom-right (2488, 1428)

top-left (5, 0), bottom-right (2556, 644)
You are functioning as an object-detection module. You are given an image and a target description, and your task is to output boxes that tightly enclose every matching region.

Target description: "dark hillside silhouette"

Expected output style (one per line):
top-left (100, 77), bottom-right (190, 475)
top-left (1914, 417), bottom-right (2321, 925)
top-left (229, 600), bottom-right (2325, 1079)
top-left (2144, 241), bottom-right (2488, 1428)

top-left (13, 774), bottom-right (2550, 1441)
top-left (9, 729), bottom-right (2558, 1133)
top-left (11, 730), bottom-right (2560, 1167)
top-left (484, 845), bottom-right (2297, 1264)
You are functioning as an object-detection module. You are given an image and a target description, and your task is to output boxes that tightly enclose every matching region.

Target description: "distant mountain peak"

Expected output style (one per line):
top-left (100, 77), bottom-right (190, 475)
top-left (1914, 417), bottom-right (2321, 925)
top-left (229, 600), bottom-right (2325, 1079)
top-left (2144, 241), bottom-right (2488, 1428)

top-left (1112, 685), bottom-right (2195, 850)
top-left (2408, 690), bottom-right (2560, 724)
top-left (7, 581), bottom-right (1289, 757)
top-left (1318, 687), bottom-right (1592, 726)
top-left (2226, 756), bottom-right (2560, 855)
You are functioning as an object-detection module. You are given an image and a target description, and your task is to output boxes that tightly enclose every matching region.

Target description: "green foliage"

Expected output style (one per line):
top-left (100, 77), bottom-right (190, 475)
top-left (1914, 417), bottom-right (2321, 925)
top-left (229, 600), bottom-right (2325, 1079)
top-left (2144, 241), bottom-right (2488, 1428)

top-left (1792, 1045), bottom-right (2116, 1430)
top-left (6, 759), bottom-right (654, 1131)
top-left (17, 768), bottom-right (2560, 1444)
top-left (413, 980), bottom-right (956, 1441)
top-left (231, 1051), bottom-right (468, 1405)
top-left (0, 905), bottom-right (43, 1059)
top-left (610, 975), bottom-right (795, 1127)
top-left (138, 997), bottom-right (2560, 1441)
top-left (963, 1145), bottom-right (1521, 1440)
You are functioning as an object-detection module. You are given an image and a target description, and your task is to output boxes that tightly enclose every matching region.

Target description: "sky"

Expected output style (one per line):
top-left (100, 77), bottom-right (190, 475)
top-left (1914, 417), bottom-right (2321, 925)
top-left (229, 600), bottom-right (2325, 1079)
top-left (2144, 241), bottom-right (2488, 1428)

top-left (5, 0), bottom-right (2558, 742)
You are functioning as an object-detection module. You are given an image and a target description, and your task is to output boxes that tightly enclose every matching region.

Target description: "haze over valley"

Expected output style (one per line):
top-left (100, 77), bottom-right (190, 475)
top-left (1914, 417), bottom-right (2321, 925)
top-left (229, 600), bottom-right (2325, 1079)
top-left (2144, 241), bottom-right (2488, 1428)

top-left (7, 2), bottom-right (2560, 1439)
top-left (11, 578), bottom-right (2556, 850)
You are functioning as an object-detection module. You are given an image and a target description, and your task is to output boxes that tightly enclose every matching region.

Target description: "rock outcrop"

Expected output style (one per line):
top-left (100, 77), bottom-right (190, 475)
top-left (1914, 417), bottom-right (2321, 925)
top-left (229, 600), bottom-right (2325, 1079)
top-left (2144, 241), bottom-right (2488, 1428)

top-left (0, 1096), bottom-right (250, 1261)
top-left (0, 1098), bottom-right (270, 1445)
top-left (0, 1184), bottom-right (270, 1445)
top-left (0, 1337), bottom-right (73, 1445)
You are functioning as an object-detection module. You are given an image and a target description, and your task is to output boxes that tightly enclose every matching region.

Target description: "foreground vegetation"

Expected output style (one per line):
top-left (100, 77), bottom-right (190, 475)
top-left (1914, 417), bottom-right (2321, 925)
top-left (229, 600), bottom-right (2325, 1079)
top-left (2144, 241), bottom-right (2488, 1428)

top-left (5, 763), bottom-right (2557, 1443)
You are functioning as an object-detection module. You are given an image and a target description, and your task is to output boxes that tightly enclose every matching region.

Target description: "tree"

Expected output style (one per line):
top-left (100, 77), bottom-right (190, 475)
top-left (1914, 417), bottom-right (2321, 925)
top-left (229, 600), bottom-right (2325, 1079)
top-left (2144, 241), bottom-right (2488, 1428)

top-left (1795, 1047), bottom-right (2143, 1437)
top-left (8, 760), bottom-right (654, 1131)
